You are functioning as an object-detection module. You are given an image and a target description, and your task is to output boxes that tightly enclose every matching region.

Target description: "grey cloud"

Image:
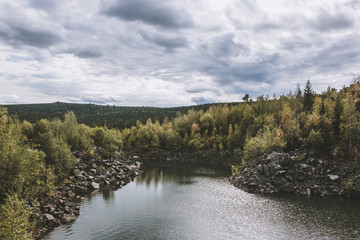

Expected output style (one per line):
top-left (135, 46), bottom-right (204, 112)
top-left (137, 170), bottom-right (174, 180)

top-left (191, 96), bottom-right (215, 105)
top-left (197, 34), bottom-right (276, 88)
top-left (33, 73), bottom-right (59, 79)
top-left (254, 22), bottom-right (282, 32)
top-left (280, 36), bottom-right (314, 50)
top-left (204, 33), bottom-right (249, 58)
top-left (60, 47), bottom-right (104, 59)
top-left (345, 0), bottom-right (360, 9)
top-left (25, 80), bottom-right (82, 96)
top-left (308, 35), bottom-right (360, 70)
top-left (102, 0), bottom-right (194, 29)
top-left (310, 10), bottom-right (353, 32)
top-left (74, 50), bottom-right (103, 59)
top-left (185, 87), bottom-right (217, 94)
top-left (0, 22), bottom-right (61, 48)
top-left (28, 0), bottom-right (58, 11)
top-left (141, 32), bottom-right (188, 50)
top-left (215, 63), bottom-right (271, 85)
top-left (76, 95), bottom-right (123, 105)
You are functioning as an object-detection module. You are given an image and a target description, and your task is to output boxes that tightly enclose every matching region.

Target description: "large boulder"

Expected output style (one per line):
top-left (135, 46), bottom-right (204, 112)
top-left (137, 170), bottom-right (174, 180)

top-left (61, 214), bottom-right (77, 224)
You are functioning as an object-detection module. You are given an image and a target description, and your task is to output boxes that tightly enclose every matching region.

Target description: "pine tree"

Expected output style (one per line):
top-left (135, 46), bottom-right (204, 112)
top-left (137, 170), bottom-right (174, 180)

top-left (303, 79), bottom-right (315, 112)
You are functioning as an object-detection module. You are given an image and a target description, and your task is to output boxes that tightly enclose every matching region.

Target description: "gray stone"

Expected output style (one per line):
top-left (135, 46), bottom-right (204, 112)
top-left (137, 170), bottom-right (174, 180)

top-left (44, 213), bottom-right (54, 221)
top-left (90, 182), bottom-right (100, 189)
top-left (67, 191), bottom-right (76, 199)
top-left (280, 182), bottom-right (292, 192)
top-left (75, 175), bottom-right (86, 181)
top-left (75, 185), bottom-right (86, 194)
top-left (263, 164), bottom-right (270, 177)
top-left (61, 214), bottom-right (77, 224)
top-left (328, 174), bottom-right (339, 181)
top-left (73, 169), bottom-right (81, 176)
top-left (275, 170), bottom-right (286, 176)
top-left (300, 164), bottom-right (308, 169)
top-left (124, 164), bottom-right (132, 171)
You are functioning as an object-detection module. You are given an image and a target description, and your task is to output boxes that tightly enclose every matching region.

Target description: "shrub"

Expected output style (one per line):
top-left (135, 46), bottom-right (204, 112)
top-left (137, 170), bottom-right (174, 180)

top-left (0, 193), bottom-right (33, 240)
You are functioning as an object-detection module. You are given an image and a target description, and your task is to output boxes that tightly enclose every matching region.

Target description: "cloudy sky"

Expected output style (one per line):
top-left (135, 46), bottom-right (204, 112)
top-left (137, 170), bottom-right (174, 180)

top-left (0, 0), bottom-right (359, 107)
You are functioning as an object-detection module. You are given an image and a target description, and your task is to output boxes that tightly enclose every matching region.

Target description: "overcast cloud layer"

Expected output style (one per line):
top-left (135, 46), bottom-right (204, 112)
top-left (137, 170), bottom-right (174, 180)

top-left (1, 0), bottom-right (360, 107)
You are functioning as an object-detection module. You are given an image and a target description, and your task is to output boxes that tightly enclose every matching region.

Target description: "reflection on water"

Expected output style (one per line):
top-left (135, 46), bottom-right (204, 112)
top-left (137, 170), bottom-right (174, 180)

top-left (43, 161), bottom-right (360, 240)
top-left (136, 162), bottom-right (227, 188)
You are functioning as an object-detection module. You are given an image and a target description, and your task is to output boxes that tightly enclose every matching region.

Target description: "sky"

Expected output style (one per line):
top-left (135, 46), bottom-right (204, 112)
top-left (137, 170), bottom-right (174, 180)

top-left (0, 0), bottom-right (360, 107)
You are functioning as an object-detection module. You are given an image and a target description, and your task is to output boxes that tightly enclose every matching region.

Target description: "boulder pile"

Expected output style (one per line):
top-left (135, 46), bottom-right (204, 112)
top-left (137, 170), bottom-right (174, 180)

top-left (230, 151), bottom-right (359, 197)
top-left (36, 156), bottom-right (142, 237)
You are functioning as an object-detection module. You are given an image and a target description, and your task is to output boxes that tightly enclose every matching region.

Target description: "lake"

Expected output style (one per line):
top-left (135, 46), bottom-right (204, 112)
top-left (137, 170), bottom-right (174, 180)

top-left (43, 161), bottom-right (360, 240)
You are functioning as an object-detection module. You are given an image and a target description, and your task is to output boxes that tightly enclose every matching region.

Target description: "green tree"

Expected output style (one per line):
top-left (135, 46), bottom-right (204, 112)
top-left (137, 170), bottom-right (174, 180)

top-left (339, 96), bottom-right (360, 160)
top-left (0, 108), bottom-right (51, 199)
top-left (307, 129), bottom-right (324, 154)
top-left (36, 132), bottom-right (74, 182)
top-left (303, 79), bottom-right (315, 112)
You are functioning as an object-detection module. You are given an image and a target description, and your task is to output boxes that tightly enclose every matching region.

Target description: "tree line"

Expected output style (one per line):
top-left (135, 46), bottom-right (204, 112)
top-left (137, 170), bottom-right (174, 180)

top-left (5, 102), bottom-right (221, 129)
top-left (121, 80), bottom-right (360, 164)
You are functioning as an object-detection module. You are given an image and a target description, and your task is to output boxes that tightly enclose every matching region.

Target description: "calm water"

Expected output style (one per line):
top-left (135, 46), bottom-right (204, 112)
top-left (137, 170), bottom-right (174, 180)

top-left (43, 162), bottom-right (360, 240)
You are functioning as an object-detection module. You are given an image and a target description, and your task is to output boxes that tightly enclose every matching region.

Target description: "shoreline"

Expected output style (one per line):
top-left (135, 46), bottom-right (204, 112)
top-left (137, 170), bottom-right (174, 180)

top-left (230, 151), bottom-right (360, 199)
top-left (35, 155), bottom-right (142, 239)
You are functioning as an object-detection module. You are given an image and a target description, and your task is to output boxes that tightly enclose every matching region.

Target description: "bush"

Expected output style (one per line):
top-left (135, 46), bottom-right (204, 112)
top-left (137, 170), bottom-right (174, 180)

top-left (307, 129), bottom-right (324, 153)
top-left (92, 128), bottom-right (123, 159)
top-left (243, 127), bottom-right (285, 163)
top-left (0, 193), bottom-right (33, 240)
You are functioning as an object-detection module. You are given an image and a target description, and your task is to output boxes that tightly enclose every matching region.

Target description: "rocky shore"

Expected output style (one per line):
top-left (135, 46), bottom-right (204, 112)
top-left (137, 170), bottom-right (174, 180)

top-left (230, 151), bottom-right (360, 198)
top-left (35, 155), bottom-right (142, 238)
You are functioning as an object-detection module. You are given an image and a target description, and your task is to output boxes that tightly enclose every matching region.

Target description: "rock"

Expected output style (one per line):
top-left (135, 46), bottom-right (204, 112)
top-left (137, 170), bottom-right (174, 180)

top-left (231, 150), bottom-right (356, 197)
top-left (90, 182), bottom-right (100, 190)
top-left (280, 182), bottom-right (292, 193)
top-left (61, 214), bottom-right (77, 224)
top-left (133, 156), bottom-right (140, 160)
top-left (275, 170), bottom-right (286, 176)
top-left (300, 164), bottom-right (308, 169)
top-left (263, 164), bottom-right (270, 177)
top-left (256, 165), bottom-right (263, 172)
top-left (75, 175), bottom-right (86, 181)
top-left (90, 169), bottom-right (97, 175)
top-left (75, 185), bottom-right (86, 194)
top-left (328, 174), bottom-right (339, 181)
top-left (124, 164), bottom-right (132, 171)
top-left (73, 169), bottom-right (81, 176)
top-left (44, 214), bottom-right (55, 221)
top-left (67, 191), bottom-right (76, 199)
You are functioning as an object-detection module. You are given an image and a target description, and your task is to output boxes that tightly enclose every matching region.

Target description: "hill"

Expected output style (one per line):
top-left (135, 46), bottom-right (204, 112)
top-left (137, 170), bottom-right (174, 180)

top-left (4, 102), bottom-right (236, 128)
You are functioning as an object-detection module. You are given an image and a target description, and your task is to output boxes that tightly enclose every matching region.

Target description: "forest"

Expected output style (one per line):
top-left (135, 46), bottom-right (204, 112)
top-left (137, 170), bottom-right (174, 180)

top-left (1, 80), bottom-right (360, 239)
top-left (5, 102), bottom-right (223, 129)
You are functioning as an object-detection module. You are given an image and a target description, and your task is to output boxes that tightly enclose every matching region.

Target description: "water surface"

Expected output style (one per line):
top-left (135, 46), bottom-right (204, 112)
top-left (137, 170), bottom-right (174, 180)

top-left (43, 161), bottom-right (360, 240)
